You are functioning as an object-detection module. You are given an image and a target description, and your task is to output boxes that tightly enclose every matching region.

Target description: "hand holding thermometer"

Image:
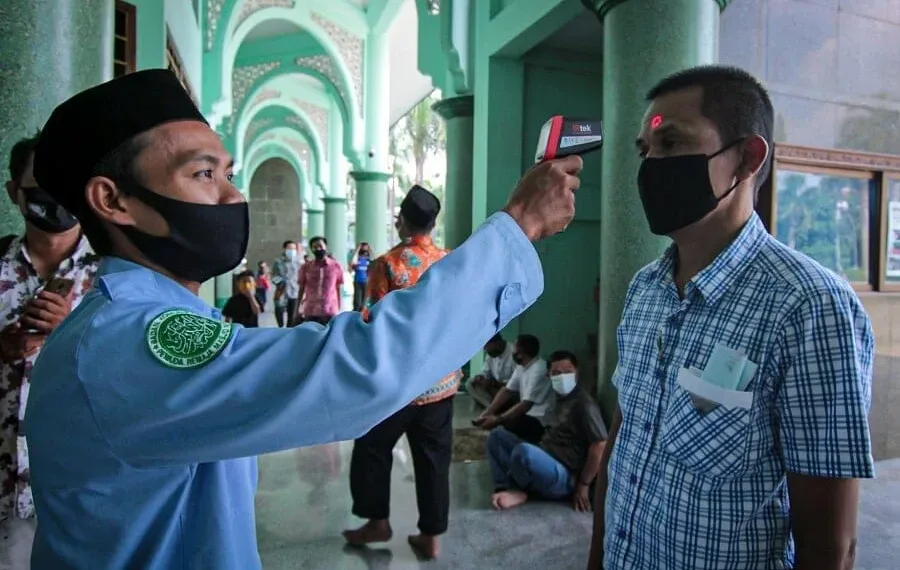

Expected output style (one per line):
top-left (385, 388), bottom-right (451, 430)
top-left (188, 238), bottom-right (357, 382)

top-left (534, 116), bottom-right (604, 164)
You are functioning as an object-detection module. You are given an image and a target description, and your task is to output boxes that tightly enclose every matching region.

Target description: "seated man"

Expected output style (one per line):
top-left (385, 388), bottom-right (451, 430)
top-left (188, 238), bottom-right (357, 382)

top-left (487, 350), bottom-right (607, 512)
top-left (473, 334), bottom-right (551, 444)
top-left (467, 333), bottom-right (517, 408)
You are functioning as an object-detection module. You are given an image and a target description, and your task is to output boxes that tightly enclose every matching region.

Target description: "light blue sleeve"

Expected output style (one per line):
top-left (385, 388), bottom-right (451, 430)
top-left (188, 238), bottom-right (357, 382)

top-left (80, 213), bottom-right (544, 467)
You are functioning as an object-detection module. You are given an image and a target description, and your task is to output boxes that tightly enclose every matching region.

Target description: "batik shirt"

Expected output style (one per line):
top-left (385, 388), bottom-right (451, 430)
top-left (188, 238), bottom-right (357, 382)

top-left (363, 235), bottom-right (461, 405)
top-left (0, 234), bottom-right (98, 519)
top-left (298, 256), bottom-right (344, 318)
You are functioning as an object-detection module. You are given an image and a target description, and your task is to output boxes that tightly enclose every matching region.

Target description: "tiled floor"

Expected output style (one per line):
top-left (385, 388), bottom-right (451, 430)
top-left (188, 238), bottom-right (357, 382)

top-left (254, 394), bottom-right (900, 570)
top-left (254, 309), bottom-right (900, 570)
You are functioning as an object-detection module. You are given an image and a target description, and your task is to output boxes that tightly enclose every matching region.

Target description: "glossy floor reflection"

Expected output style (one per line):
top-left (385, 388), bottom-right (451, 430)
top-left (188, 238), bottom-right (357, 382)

top-left (255, 393), bottom-right (900, 570)
top-left (255, 393), bottom-right (595, 570)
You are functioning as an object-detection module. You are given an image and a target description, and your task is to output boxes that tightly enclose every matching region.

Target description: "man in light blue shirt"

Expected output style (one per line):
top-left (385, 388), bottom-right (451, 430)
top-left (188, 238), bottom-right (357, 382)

top-left (24, 69), bottom-right (582, 570)
top-left (587, 65), bottom-right (873, 570)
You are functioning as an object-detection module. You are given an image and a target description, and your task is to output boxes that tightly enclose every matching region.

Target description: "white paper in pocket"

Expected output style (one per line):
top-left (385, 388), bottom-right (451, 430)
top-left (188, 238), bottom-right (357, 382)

top-left (677, 368), bottom-right (754, 411)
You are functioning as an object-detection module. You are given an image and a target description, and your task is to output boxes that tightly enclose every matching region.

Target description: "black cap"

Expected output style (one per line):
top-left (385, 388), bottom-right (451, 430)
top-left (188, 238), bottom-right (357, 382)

top-left (399, 184), bottom-right (441, 228)
top-left (34, 69), bottom-right (208, 213)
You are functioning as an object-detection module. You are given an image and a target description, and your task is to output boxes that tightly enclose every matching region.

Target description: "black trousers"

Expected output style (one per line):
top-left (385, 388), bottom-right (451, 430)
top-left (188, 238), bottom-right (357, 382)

top-left (503, 414), bottom-right (545, 444)
top-left (274, 298), bottom-right (298, 327)
top-left (352, 281), bottom-right (366, 311)
top-left (349, 397), bottom-right (454, 536)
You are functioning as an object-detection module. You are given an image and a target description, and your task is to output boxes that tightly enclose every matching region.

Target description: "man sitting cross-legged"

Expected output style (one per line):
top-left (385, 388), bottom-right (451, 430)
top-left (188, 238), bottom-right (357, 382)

top-left (487, 350), bottom-right (607, 512)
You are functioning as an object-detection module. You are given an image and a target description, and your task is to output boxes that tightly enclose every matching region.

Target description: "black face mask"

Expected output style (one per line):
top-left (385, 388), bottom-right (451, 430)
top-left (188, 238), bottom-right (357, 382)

top-left (20, 186), bottom-right (79, 234)
top-left (117, 182), bottom-right (249, 283)
top-left (637, 141), bottom-right (742, 236)
top-left (512, 353), bottom-right (523, 365)
top-left (313, 249), bottom-right (327, 260)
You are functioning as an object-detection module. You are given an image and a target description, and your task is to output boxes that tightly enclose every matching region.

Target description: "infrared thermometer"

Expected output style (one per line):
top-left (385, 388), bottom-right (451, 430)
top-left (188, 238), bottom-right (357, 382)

top-left (534, 116), bottom-right (604, 164)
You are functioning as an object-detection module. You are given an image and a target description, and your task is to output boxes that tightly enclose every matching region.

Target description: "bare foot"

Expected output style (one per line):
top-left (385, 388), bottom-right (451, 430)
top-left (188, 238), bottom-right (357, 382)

top-left (342, 520), bottom-right (393, 546)
top-left (407, 533), bottom-right (440, 560)
top-left (491, 490), bottom-right (528, 510)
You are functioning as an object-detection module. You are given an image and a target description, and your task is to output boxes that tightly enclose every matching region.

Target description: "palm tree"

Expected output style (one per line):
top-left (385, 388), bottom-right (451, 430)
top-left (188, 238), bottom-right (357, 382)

top-left (404, 92), bottom-right (445, 184)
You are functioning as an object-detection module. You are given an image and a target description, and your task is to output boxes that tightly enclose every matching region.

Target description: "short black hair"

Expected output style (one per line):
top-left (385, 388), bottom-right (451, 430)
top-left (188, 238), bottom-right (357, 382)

top-left (647, 65), bottom-right (774, 191)
top-left (236, 270), bottom-right (255, 280)
top-left (402, 213), bottom-right (436, 234)
top-left (486, 333), bottom-right (504, 346)
top-left (548, 350), bottom-right (578, 368)
top-left (515, 334), bottom-right (540, 358)
top-left (282, 240), bottom-right (295, 248)
top-left (83, 133), bottom-right (149, 255)
top-left (309, 236), bottom-right (327, 247)
top-left (8, 130), bottom-right (42, 184)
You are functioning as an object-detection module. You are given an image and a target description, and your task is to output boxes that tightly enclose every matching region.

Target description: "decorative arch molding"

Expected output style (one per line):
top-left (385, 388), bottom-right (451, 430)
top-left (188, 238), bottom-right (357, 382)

top-left (245, 142), bottom-right (309, 206)
top-left (237, 99), bottom-right (327, 190)
top-left (221, 6), bottom-right (362, 132)
top-left (246, 126), bottom-right (322, 200)
top-left (233, 67), bottom-right (360, 167)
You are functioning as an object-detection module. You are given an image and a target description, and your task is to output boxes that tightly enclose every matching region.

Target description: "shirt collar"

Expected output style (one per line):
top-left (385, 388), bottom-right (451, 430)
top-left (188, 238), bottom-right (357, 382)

top-left (653, 213), bottom-right (768, 306)
top-left (97, 257), bottom-right (219, 318)
top-left (13, 233), bottom-right (95, 274)
top-left (405, 235), bottom-right (434, 248)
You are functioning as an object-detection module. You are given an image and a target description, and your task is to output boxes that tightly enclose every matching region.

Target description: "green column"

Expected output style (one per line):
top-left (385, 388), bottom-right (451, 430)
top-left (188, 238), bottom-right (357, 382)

top-left (323, 196), bottom-right (348, 266)
top-left (306, 207), bottom-right (325, 240)
top-left (351, 171), bottom-right (391, 256)
top-left (590, 0), bottom-right (720, 413)
top-left (0, 0), bottom-right (113, 235)
top-left (432, 95), bottom-right (475, 249)
top-left (214, 273), bottom-right (232, 308)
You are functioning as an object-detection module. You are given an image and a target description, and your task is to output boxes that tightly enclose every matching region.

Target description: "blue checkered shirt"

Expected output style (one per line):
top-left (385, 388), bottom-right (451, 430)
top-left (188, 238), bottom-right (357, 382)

top-left (604, 213), bottom-right (875, 570)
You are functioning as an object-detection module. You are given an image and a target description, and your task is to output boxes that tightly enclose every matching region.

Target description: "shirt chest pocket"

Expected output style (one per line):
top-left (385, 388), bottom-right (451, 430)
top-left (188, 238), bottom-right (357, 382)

top-left (657, 384), bottom-right (754, 480)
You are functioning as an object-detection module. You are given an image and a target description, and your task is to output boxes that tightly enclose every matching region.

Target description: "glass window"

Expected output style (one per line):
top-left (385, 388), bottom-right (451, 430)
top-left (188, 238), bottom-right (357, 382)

top-left (767, 0), bottom-right (838, 91)
top-left (836, 12), bottom-right (900, 102)
top-left (719, 0), bottom-right (765, 78)
top-left (774, 169), bottom-right (874, 284)
top-left (770, 93), bottom-right (839, 147)
top-left (882, 177), bottom-right (900, 283)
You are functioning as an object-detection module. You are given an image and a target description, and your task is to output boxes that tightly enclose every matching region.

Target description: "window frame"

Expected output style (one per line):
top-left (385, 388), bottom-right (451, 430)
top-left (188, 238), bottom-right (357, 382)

top-left (757, 144), bottom-right (900, 293)
top-left (166, 33), bottom-right (197, 105)
top-left (113, 1), bottom-right (137, 78)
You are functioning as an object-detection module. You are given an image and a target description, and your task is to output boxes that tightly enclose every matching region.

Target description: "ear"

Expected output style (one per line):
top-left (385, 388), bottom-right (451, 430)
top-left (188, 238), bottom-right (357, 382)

top-left (84, 176), bottom-right (137, 226)
top-left (740, 135), bottom-right (770, 180)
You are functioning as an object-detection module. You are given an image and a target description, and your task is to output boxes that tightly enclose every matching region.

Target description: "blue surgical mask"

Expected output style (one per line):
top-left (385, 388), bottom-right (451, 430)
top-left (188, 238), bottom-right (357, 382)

top-left (284, 249), bottom-right (296, 259)
top-left (550, 373), bottom-right (577, 396)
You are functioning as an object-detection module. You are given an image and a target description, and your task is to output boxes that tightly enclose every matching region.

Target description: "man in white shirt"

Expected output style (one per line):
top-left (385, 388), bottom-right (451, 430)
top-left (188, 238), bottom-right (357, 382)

top-left (473, 334), bottom-right (552, 443)
top-left (467, 334), bottom-right (517, 408)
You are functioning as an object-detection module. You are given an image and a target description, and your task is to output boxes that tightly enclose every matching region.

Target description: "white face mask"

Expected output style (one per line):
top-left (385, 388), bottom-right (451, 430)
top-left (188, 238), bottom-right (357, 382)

top-left (284, 249), bottom-right (296, 259)
top-left (550, 372), bottom-right (577, 396)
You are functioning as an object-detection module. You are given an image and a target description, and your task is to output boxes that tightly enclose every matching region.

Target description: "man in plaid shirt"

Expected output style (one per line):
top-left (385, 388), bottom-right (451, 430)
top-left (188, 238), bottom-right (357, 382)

top-left (588, 65), bottom-right (873, 570)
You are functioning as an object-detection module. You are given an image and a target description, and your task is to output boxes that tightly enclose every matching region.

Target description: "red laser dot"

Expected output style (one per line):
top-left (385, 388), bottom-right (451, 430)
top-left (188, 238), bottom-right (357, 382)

top-left (651, 115), bottom-right (663, 129)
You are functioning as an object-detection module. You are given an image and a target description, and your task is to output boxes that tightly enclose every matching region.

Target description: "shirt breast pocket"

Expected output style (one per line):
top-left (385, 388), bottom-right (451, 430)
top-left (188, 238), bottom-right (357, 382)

top-left (658, 383), bottom-right (754, 480)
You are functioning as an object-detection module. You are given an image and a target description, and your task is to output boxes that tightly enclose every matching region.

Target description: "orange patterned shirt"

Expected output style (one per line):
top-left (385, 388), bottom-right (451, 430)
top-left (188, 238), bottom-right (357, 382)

top-left (362, 235), bottom-right (461, 406)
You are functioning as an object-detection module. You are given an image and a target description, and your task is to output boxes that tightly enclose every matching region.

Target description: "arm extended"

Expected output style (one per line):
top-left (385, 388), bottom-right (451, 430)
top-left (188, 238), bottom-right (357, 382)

top-left (83, 213), bottom-right (545, 467)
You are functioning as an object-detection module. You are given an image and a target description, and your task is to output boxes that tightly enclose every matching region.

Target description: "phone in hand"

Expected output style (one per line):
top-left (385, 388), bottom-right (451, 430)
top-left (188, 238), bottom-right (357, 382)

top-left (20, 278), bottom-right (75, 333)
top-left (43, 277), bottom-right (75, 297)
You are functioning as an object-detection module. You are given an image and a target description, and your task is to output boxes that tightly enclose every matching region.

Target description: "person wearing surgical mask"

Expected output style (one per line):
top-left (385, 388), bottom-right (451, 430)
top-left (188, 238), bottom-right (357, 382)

top-left (486, 350), bottom-right (607, 513)
top-left (271, 240), bottom-right (302, 327)
top-left (22, 69), bottom-right (581, 570)
top-left (588, 65), bottom-right (873, 570)
top-left (0, 131), bottom-right (99, 569)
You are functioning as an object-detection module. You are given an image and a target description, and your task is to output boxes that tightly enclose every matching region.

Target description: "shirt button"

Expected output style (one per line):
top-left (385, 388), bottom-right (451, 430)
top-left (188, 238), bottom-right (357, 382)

top-left (643, 422), bottom-right (652, 432)
top-left (629, 475), bottom-right (637, 484)
top-left (617, 529), bottom-right (627, 540)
